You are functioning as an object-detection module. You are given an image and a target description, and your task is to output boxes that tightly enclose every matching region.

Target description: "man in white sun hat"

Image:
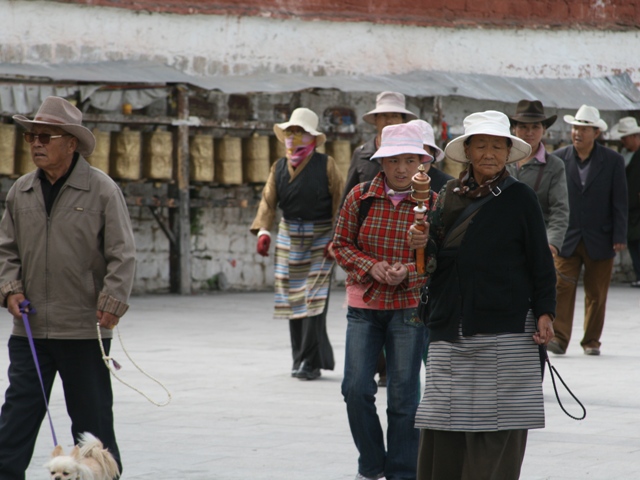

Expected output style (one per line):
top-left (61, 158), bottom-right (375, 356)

top-left (611, 116), bottom-right (640, 287)
top-left (550, 105), bottom-right (628, 356)
top-left (0, 96), bottom-right (136, 477)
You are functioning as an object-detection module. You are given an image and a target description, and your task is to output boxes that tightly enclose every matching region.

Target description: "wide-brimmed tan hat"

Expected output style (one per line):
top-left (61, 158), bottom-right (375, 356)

top-left (362, 91), bottom-right (417, 125)
top-left (408, 119), bottom-right (444, 162)
top-left (13, 96), bottom-right (96, 157)
top-left (444, 110), bottom-right (531, 164)
top-left (273, 108), bottom-right (326, 147)
top-left (610, 116), bottom-right (640, 140)
top-left (563, 104), bottom-right (608, 132)
top-left (509, 99), bottom-right (557, 129)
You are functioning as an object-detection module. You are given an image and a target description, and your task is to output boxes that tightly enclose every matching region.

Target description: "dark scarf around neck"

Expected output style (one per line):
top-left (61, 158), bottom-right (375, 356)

top-left (453, 165), bottom-right (510, 199)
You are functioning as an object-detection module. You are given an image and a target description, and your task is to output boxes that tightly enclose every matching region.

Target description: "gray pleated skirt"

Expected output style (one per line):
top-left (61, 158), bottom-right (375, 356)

top-left (415, 311), bottom-right (544, 431)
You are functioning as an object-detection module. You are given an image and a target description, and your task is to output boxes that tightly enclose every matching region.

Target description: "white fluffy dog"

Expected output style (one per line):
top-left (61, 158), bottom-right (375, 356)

top-left (45, 432), bottom-right (120, 480)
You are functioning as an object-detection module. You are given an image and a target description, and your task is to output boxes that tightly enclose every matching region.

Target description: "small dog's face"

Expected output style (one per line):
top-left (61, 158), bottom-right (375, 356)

top-left (45, 445), bottom-right (83, 480)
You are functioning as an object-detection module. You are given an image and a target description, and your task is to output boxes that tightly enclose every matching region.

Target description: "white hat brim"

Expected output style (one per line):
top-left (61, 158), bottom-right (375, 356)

top-left (273, 122), bottom-right (326, 148)
top-left (426, 144), bottom-right (445, 162)
top-left (362, 108), bottom-right (418, 125)
top-left (444, 132), bottom-right (531, 164)
top-left (563, 115), bottom-right (608, 132)
top-left (609, 124), bottom-right (640, 140)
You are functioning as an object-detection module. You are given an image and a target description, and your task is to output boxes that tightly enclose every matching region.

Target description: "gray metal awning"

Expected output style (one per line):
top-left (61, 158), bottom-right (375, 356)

top-left (1, 61), bottom-right (639, 112)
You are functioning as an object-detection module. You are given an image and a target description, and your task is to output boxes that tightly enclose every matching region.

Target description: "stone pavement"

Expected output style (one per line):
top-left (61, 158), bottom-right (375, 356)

top-left (1, 285), bottom-right (638, 479)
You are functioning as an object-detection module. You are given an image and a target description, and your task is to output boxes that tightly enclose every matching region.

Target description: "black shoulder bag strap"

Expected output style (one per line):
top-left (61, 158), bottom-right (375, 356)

top-left (443, 175), bottom-right (517, 244)
top-left (357, 181), bottom-right (374, 228)
top-left (420, 176), bottom-right (517, 320)
top-left (356, 181), bottom-right (374, 249)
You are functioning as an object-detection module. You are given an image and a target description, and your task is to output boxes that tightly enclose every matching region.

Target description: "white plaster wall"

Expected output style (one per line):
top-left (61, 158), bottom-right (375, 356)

top-left (1, 1), bottom-right (640, 83)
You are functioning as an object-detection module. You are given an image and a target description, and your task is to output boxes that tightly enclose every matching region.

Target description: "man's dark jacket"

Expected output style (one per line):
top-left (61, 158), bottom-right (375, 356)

top-left (553, 142), bottom-right (628, 260)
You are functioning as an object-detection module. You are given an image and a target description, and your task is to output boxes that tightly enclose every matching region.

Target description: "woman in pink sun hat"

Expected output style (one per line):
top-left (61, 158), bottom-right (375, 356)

top-left (333, 122), bottom-right (436, 480)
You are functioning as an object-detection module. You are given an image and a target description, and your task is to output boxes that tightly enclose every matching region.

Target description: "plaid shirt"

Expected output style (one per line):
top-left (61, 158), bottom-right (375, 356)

top-left (333, 172), bottom-right (438, 309)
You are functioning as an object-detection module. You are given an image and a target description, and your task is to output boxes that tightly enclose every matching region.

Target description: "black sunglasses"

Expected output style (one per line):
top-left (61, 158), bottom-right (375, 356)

top-left (23, 132), bottom-right (71, 145)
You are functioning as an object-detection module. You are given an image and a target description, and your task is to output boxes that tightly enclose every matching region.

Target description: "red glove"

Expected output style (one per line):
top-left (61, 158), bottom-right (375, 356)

top-left (257, 234), bottom-right (271, 257)
top-left (324, 241), bottom-right (335, 259)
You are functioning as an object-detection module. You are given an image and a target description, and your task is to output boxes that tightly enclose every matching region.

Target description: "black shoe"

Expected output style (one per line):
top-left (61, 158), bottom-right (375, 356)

top-left (295, 361), bottom-right (321, 380)
top-left (291, 362), bottom-right (301, 377)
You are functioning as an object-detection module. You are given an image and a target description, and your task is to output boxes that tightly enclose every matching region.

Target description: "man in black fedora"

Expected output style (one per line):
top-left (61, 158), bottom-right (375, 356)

top-left (508, 100), bottom-right (569, 255)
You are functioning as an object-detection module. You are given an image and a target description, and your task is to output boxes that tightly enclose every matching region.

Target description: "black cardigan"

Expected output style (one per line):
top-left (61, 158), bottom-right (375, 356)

top-left (427, 180), bottom-right (556, 343)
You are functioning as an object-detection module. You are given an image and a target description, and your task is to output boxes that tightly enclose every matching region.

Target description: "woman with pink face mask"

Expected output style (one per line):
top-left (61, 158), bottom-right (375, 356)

top-left (251, 108), bottom-right (344, 380)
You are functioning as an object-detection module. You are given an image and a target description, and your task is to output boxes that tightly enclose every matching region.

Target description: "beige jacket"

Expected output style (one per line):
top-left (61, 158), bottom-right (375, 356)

top-left (0, 156), bottom-right (136, 339)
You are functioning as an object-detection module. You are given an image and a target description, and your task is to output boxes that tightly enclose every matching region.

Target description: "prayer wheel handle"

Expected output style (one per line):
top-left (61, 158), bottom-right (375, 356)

top-left (411, 164), bottom-right (431, 276)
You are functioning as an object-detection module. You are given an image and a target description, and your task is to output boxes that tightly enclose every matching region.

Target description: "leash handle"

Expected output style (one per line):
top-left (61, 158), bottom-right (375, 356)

top-left (97, 323), bottom-right (172, 407)
top-left (546, 354), bottom-right (587, 421)
top-left (19, 300), bottom-right (58, 447)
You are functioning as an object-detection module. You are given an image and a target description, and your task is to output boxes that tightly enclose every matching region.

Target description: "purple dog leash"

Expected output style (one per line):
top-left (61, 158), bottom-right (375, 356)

top-left (19, 299), bottom-right (58, 447)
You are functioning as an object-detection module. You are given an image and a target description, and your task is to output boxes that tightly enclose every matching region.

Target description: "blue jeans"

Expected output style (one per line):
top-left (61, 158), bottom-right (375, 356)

top-left (342, 307), bottom-right (425, 480)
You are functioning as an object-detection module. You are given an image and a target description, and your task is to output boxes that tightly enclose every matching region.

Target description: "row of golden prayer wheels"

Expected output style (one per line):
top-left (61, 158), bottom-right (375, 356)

top-left (0, 124), bottom-right (353, 184)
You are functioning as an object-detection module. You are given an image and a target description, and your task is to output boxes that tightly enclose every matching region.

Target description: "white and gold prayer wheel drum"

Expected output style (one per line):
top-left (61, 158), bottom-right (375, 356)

top-left (269, 136), bottom-right (286, 165)
top-left (242, 133), bottom-right (270, 183)
top-left (142, 130), bottom-right (173, 181)
top-left (189, 134), bottom-right (214, 183)
top-left (110, 129), bottom-right (141, 180)
top-left (0, 124), bottom-right (16, 176)
top-left (15, 130), bottom-right (35, 175)
top-left (214, 136), bottom-right (242, 185)
top-left (86, 129), bottom-right (110, 174)
top-left (326, 140), bottom-right (351, 182)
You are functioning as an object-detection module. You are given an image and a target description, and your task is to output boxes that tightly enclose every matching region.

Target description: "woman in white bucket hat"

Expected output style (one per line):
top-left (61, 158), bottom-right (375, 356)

top-left (333, 122), bottom-right (436, 480)
top-left (250, 108), bottom-right (344, 381)
top-left (412, 111), bottom-right (556, 479)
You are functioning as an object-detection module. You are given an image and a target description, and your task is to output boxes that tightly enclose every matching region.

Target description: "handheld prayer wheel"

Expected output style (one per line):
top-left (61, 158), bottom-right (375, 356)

top-left (411, 164), bottom-right (431, 275)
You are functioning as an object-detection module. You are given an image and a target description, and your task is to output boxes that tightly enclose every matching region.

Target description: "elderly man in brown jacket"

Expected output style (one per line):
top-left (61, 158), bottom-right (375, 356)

top-left (0, 96), bottom-right (136, 479)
